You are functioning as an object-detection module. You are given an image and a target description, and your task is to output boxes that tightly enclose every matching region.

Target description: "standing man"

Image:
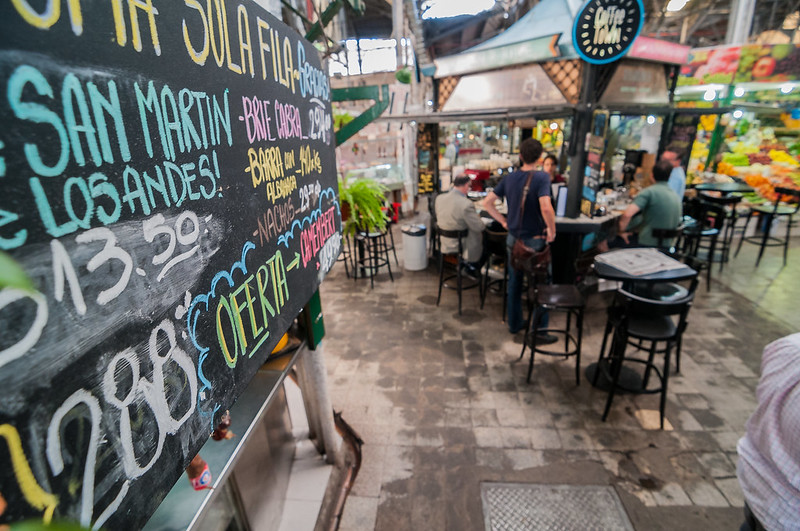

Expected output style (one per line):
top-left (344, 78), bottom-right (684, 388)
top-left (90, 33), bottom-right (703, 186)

top-left (483, 139), bottom-right (556, 340)
top-left (737, 333), bottom-right (800, 530)
top-left (662, 150), bottom-right (686, 200)
top-left (435, 175), bottom-right (486, 277)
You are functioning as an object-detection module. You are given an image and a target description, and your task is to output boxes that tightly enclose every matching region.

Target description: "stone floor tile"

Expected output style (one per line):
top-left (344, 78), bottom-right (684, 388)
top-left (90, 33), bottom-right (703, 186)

top-left (695, 452), bottom-right (737, 479)
top-left (685, 481), bottom-right (730, 507)
top-left (652, 483), bottom-right (693, 506)
top-left (501, 427), bottom-right (533, 448)
top-left (503, 449), bottom-right (547, 470)
top-left (339, 495), bottom-right (379, 531)
top-left (715, 477), bottom-right (745, 508)
top-left (530, 428), bottom-right (563, 450)
top-left (473, 426), bottom-right (504, 448)
top-left (495, 407), bottom-right (527, 427)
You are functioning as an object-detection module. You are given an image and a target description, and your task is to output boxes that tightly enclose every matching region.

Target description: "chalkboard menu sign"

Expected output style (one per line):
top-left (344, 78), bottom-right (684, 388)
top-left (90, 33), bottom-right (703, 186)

top-left (663, 113), bottom-right (699, 170)
top-left (0, 1), bottom-right (338, 528)
top-left (416, 123), bottom-right (438, 194)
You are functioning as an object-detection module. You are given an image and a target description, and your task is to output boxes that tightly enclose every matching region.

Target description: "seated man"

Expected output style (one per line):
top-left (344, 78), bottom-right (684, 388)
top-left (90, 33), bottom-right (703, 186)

top-left (615, 159), bottom-right (682, 248)
top-left (737, 333), bottom-right (800, 530)
top-left (435, 175), bottom-right (486, 277)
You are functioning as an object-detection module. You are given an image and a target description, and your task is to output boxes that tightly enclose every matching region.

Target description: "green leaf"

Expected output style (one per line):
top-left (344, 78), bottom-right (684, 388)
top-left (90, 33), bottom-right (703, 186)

top-left (0, 251), bottom-right (34, 292)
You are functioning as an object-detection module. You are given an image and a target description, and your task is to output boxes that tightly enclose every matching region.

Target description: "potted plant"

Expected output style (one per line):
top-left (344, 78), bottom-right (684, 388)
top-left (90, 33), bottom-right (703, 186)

top-left (338, 176), bottom-right (389, 236)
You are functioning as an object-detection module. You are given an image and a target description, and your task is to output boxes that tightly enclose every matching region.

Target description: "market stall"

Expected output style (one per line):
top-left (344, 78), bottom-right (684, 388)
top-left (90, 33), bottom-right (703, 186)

top-left (674, 43), bottom-right (800, 205)
top-left (427, 0), bottom-right (689, 281)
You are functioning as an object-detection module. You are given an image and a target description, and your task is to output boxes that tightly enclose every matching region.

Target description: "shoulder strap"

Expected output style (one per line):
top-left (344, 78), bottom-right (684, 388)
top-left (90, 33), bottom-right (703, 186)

top-left (519, 171), bottom-right (534, 220)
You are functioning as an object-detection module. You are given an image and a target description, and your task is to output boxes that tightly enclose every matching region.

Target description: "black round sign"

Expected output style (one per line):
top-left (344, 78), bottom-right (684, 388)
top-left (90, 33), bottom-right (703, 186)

top-left (572, 0), bottom-right (644, 65)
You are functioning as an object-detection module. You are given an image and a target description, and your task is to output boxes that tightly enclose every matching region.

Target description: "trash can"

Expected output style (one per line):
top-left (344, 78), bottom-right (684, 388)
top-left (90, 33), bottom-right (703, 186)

top-left (401, 224), bottom-right (427, 271)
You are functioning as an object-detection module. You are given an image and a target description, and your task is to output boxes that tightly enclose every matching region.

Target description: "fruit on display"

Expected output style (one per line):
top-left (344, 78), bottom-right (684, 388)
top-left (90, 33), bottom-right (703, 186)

top-left (735, 44), bottom-right (800, 83)
top-left (679, 47), bottom-right (741, 86)
top-left (753, 57), bottom-right (777, 78)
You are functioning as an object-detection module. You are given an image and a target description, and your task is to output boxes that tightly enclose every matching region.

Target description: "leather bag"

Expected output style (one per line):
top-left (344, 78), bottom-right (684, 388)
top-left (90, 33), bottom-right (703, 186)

top-left (510, 238), bottom-right (551, 273)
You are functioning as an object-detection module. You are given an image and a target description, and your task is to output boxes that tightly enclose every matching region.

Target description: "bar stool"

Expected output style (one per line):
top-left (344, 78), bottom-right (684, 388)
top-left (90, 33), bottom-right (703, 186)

top-left (336, 233), bottom-right (355, 278)
top-left (593, 285), bottom-right (696, 429)
top-left (480, 227), bottom-right (509, 320)
top-left (355, 229), bottom-right (394, 289)
top-left (681, 198), bottom-right (724, 290)
top-left (519, 282), bottom-right (585, 385)
top-left (436, 226), bottom-right (481, 315)
top-left (698, 192), bottom-right (743, 271)
top-left (735, 186), bottom-right (800, 266)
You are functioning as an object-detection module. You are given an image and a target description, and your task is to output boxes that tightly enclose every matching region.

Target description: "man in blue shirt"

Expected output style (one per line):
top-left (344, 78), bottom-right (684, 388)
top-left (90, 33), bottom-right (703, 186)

top-left (483, 139), bottom-right (556, 340)
top-left (662, 150), bottom-right (686, 200)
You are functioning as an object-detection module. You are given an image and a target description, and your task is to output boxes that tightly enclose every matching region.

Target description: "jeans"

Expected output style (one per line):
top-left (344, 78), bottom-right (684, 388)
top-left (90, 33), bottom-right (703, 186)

top-left (506, 234), bottom-right (550, 334)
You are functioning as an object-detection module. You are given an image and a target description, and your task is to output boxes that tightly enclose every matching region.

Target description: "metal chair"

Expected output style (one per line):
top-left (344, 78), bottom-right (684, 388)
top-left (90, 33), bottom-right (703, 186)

top-left (436, 226), bottom-right (481, 315)
top-left (735, 186), bottom-right (800, 266)
top-left (681, 198), bottom-right (724, 290)
top-left (594, 282), bottom-right (697, 429)
top-left (354, 229), bottom-right (394, 289)
top-left (698, 192), bottom-right (743, 271)
top-left (520, 282), bottom-right (585, 385)
top-left (480, 227), bottom-right (509, 320)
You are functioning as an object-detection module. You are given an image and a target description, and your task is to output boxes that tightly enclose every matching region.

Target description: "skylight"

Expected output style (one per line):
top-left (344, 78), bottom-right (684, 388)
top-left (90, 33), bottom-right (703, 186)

top-left (421, 0), bottom-right (496, 20)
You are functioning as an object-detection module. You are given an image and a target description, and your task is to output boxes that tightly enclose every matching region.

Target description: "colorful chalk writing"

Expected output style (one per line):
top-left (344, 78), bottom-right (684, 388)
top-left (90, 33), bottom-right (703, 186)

top-left (0, 0), bottom-right (340, 528)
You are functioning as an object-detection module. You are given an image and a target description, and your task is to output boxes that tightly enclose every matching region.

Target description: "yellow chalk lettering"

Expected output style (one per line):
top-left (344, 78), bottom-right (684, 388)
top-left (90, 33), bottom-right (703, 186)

top-left (236, 5), bottom-right (254, 78)
top-left (110, 0), bottom-right (126, 46)
top-left (256, 17), bottom-right (270, 81)
top-left (229, 280), bottom-right (250, 352)
top-left (242, 277), bottom-right (262, 339)
top-left (256, 264), bottom-right (276, 319)
top-left (183, 0), bottom-right (210, 65)
top-left (128, 0), bottom-right (162, 56)
top-left (11, 0), bottom-right (83, 35)
top-left (0, 424), bottom-right (59, 524)
top-left (208, 0), bottom-right (225, 67)
top-left (216, 296), bottom-right (238, 367)
top-left (220, 0), bottom-right (241, 74)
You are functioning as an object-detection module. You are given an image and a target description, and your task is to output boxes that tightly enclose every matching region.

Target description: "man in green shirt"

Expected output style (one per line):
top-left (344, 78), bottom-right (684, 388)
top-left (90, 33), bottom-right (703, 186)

top-left (618, 159), bottom-right (682, 247)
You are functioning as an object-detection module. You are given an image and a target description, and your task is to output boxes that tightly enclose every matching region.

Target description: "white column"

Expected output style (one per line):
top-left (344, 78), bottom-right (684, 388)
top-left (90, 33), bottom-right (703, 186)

top-left (296, 343), bottom-right (342, 466)
top-left (726, 0), bottom-right (757, 44)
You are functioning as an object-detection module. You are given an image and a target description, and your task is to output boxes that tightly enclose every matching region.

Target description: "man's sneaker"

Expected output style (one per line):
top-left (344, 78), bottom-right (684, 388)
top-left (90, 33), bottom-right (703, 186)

top-left (527, 333), bottom-right (558, 347)
top-left (461, 264), bottom-right (480, 280)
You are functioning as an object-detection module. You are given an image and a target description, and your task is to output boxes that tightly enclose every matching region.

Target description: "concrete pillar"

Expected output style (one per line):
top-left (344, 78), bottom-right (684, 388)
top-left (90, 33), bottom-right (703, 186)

top-left (393, 0), bottom-right (405, 67)
top-left (726, 0), bottom-right (757, 44)
top-left (296, 343), bottom-right (342, 466)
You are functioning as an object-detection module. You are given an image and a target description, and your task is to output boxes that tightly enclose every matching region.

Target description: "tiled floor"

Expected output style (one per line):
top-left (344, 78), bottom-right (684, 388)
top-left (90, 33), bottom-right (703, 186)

top-left (319, 225), bottom-right (797, 530)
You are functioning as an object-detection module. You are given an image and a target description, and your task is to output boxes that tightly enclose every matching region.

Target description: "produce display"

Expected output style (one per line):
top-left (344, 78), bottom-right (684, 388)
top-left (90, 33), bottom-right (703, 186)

top-left (693, 128), bottom-right (800, 204)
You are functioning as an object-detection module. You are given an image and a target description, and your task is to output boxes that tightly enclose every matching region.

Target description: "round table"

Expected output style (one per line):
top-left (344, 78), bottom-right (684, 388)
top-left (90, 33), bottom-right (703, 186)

top-left (593, 260), bottom-right (698, 284)
top-left (693, 182), bottom-right (754, 195)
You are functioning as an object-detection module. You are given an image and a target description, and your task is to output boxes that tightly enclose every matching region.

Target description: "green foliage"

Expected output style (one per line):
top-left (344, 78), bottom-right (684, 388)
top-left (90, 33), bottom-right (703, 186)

top-left (338, 177), bottom-right (388, 236)
top-left (0, 251), bottom-right (34, 292)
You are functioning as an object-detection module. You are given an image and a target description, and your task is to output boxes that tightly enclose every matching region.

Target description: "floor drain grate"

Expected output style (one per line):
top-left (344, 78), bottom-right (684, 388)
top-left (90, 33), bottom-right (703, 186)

top-left (481, 483), bottom-right (634, 531)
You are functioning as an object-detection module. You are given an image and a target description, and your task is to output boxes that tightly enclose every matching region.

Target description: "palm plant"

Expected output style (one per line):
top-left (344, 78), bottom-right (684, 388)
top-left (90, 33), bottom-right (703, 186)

top-left (338, 177), bottom-right (389, 236)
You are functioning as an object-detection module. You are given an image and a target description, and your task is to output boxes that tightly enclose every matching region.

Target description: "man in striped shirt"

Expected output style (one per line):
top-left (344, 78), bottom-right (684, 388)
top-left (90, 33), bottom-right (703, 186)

top-left (737, 333), bottom-right (800, 530)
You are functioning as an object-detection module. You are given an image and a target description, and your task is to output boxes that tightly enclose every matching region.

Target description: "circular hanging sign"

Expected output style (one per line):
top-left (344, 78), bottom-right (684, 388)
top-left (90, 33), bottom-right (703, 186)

top-left (572, 0), bottom-right (645, 65)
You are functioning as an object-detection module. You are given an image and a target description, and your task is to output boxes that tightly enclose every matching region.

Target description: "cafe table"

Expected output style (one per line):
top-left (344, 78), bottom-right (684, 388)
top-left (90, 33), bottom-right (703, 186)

top-left (586, 248), bottom-right (698, 390)
top-left (693, 182), bottom-right (754, 195)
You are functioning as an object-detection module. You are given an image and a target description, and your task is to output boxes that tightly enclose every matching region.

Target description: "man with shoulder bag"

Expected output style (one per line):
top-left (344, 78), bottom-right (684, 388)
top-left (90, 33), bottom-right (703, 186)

top-left (483, 138), bottom-right (557, 342)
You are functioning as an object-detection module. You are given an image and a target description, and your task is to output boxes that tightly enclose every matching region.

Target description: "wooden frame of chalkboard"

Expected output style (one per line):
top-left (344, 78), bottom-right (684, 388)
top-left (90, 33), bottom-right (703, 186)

top-left (0, 1), bottom-right (339, 528)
